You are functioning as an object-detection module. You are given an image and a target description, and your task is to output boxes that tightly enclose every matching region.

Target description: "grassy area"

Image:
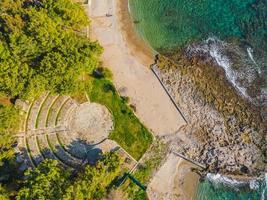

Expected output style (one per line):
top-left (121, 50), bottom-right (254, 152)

top-left (87, 77), bottom-right (153, 160)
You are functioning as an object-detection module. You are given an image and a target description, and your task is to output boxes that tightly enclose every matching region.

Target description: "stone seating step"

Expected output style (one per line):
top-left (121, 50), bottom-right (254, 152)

top-left (16, 137), bottom-right (34, 170)
top-left (26, 135), bottom-right (43, 166)
top-left (57, 131), bottom-right (87, 159)
top-left (37, 94), bottom-right (59, 129)
top-left (46, 96), bottom-right (69, 128)
top-left (56, 99), bottom-right (78, 126)
top-left (27, 93), bottom-right (49, 131)
top-left (47, 134), bottom-right (83, 168)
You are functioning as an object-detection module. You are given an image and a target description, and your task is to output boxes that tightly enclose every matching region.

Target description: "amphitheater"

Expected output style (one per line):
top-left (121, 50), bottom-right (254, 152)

top-left (15, 92), bottom-right (136, 170)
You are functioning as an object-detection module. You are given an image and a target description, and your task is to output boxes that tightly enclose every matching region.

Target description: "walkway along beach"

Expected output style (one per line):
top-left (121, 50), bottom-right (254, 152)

top-left (88, 0), bottom-right (186, 136)
top-left (87, 0), bottom-right (200, 199)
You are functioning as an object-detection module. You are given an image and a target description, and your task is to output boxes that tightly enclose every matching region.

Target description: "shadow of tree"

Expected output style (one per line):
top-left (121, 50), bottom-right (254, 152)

top-left (65, 138), bottom-right (104, 165)
top-left (15, 136), bottom-right (120, 173)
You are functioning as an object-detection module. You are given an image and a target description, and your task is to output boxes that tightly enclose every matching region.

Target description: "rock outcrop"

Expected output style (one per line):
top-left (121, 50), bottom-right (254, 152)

top-left (156, 54), bottom-right (267, 176)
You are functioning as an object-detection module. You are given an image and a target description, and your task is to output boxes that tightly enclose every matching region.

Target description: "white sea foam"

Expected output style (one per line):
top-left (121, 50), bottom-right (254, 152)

top-left (185, 37), bottom-right (267, 105)
top-left (206, 173), bottom-right (263, 191)
top-left (250, 179), bottom-right (260, 190)
top-left (207, 173), bottom-right (245, 186)
top-left (186, 37), bottom-right (249, 98)
top-left (261, 189), bottom-right (266, 200)
top-left (247, 47), bottom-right (262, 74)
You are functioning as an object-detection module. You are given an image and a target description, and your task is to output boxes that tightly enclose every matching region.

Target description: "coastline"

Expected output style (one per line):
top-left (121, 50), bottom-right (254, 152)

top-left (87, 0), bottom-right (199, 199)
top-left (116, 0), bottom-right (155, 67)
top-left (87, 0), bottom-right (267, 198)
top-left (148, 153), bottom-right (200, 200)
top-left (117, 3), bottom-right (262, 182)
top-left (156, 54), bottom-right (266, 177)
top-left (88, 0), bottom-right (186, 135)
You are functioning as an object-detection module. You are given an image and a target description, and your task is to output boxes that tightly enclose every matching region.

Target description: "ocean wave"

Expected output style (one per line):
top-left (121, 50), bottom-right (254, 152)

top-left (247, 47), bottom-right (261, 74)
top-left (206, 173), bottom-right (247, 188)
top-left (206, 173), bottom-right (263, 190)
top-left (185, 37), bottom-right (267, 105)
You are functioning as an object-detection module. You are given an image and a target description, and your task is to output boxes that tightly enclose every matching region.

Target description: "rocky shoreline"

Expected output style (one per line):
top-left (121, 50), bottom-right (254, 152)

top-left (155, 54), bottom-right (267, 177)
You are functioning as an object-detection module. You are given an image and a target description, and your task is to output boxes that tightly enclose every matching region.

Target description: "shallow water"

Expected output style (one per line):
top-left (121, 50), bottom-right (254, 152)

top-left (129, 0), bottom-right (267, 199)
top-left (129, 0), bottom-right (267, 105)
top-left (196, 174), bottom-right (267, 200)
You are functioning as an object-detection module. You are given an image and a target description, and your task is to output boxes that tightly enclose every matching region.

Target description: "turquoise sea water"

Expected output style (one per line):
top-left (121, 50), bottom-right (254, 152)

top-left (129, 0), bottom-right (267, 199)
top-left (196, 174), bottom-right (267, 200)
top-left (129, 0), bottom-right (266, 52)
top-left (129, 0), bottom-right (267, 105)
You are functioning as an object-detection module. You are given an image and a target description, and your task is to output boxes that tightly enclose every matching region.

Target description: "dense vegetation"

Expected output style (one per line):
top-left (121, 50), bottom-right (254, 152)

top-left (0, 0), bottom-right (102, 100)
top-left (16, 153), bottom-right (121, 200)
top-left (0, 104), bottom-right (20, 166)
top-left (87, 77), bottom-right (153, 160)
top-left (0, 0), bottom-right (154, 199)
top-left (0, 0), bottom-right (121, 199)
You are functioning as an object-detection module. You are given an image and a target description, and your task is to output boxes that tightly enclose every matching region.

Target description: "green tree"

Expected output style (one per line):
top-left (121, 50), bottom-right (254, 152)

top-left (16, 153), bottom-right (122, 200)
top-left (0, 0), bottom-right (102, 99)
top-left (63, 153), bottom-right (122, 200)
top-left (0, 104), bottom-right (19, 166)
top-left (0, 184), bottom-right (10, 200)
top-left (16, 160), bottom-right (71, 200)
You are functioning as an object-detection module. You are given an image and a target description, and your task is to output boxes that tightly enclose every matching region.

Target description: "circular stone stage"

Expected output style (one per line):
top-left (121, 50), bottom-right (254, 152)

top-left (16, 93), bottom-right (116, 170)
top-left (69, 102), bottom-right (113, 144)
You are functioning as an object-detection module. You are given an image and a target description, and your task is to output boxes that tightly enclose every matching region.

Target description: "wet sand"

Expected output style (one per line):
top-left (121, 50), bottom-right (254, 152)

top-left (116, 0), bottom-right (155, 66)
top-left (88, 0), bottom-right (186, 136)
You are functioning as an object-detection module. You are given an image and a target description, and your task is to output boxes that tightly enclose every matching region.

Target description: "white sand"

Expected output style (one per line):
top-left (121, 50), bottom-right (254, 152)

top-left (87, 0), bottom-right (186, 136)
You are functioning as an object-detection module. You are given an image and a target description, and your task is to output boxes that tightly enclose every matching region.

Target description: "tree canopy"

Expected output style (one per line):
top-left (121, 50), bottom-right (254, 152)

top-left (16, 153), bottom-right (121, 200)
top-left (0, 104), bottom-right (19, 166)
top-left (0, 0), bottom-right (102, 99)
top-left (0, 184), bottom-right (10, 200)
top-left (16, 160), bottom-right (71, 200)
top-left (0, 1), bottom-right (141, 199)
top-left (63, 152), bottom-right (122, 200)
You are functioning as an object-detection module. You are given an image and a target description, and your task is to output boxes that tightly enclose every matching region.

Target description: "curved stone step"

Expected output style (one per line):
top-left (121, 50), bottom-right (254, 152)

top-left (47, 134), bottom-right (83, 168)
top-left (56, 99), bottom-right (78, 126)
top-left (18, 113), bottom-right (26, 132)
top-left (27, 93), bottom-right (49, 131)
top-left (57, 131), bottom-right (87, 159)
top-left (57, 131), bottom-right (118, 164)
top-left (46, 96), bottom-right (69, 128)
top-left (36, 134), bottom-right (57, 160)
top-left (36, 95), bottom-right (59, 129)
top-left (26, 135), bottom-right (43, 166)
top-left (36, 134), bottom-right (68, 168)
top-left (16, 137), bottom-right (34, 171)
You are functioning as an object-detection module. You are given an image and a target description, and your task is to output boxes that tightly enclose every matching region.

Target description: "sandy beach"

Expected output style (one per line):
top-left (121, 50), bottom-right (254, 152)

top-left (87, 0), bottom-right (199, 199)
top-left (88, 0), bottom-right (186, 136)
top-left (148, 153), bottom-right (200, 200)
